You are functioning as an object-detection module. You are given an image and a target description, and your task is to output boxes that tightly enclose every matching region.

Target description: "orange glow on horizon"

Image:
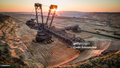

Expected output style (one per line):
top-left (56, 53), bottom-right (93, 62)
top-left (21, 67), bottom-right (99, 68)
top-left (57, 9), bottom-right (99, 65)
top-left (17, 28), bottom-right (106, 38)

top-left (0, 0), bottom-right (120, 12)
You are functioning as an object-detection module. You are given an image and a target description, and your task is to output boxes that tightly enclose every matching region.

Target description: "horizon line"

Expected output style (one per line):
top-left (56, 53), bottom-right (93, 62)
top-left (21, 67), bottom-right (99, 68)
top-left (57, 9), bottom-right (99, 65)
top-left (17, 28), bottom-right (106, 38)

top-left (0, 11), bottom-right (120, 13)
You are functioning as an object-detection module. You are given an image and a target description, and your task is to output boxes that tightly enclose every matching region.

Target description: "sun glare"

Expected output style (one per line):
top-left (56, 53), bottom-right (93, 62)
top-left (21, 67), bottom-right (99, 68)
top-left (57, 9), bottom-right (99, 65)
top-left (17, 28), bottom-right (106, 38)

top-left (51, 8), bottom-right (58, 12)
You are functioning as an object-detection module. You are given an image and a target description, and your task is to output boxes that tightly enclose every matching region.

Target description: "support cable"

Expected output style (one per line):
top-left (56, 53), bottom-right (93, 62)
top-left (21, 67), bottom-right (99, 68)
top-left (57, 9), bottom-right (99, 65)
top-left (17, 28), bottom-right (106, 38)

top-left (30, 6), bottom-right (35, 19)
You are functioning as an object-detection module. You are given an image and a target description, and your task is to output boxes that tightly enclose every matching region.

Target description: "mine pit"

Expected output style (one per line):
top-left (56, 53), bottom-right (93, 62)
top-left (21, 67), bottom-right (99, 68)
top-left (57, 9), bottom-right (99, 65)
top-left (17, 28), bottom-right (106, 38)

top-left (0, 6), bottom-right (120, 68)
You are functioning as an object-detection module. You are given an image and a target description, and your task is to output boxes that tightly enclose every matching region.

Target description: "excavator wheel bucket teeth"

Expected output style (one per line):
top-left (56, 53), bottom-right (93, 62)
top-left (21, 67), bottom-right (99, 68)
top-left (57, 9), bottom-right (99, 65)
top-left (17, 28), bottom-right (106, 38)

top-left (47, 39), bottom-right (53, 43)
top-left (46, 40), bottom-right (49, 44)
top-left (51, 39), bottom-right (53, 42)
top-left (49, 40), bottom-right (52, 43)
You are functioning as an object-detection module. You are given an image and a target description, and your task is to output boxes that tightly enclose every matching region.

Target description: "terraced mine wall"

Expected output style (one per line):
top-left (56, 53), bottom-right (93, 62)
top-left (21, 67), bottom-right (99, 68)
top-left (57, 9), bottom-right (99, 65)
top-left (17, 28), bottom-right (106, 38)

top-left (0, 14), bottom-right (28, 68)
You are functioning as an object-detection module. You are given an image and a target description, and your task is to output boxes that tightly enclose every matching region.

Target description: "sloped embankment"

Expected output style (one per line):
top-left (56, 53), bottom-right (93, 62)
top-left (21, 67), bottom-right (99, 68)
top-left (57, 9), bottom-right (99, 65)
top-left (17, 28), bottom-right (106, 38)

top-left (0, 14), bottom-right (28, 68)
top-left (58, 50), bottom-right (120, 68)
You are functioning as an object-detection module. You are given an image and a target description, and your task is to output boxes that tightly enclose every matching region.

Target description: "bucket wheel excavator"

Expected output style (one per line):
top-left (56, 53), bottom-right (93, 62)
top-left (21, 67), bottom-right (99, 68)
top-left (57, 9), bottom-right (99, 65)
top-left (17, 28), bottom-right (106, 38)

top-left (26, 3), bottom-right (84, 48)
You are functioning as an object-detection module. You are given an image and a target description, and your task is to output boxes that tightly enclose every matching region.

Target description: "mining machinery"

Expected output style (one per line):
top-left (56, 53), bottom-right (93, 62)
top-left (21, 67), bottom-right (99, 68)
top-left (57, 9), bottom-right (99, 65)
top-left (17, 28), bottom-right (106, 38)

top-left (26, 3), bottom-right (84, 48)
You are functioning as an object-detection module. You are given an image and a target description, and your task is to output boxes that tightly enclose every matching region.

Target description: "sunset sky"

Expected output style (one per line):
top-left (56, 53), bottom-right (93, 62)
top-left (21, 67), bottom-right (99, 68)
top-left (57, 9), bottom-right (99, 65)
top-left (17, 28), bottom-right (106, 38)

top-left (0, 0), bottom-right (120, 12)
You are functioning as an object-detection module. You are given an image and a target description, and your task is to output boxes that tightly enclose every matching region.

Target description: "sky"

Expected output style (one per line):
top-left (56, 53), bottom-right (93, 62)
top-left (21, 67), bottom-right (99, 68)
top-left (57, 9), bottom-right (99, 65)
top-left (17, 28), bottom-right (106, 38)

top-left (0, 0), bottom-right (120, 12)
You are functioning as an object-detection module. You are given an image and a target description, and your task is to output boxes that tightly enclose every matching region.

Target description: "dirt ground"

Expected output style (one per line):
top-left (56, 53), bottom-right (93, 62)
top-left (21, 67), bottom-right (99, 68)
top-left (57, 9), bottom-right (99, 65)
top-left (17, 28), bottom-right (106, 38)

top-left (1, 13), bottom-right (120, 67)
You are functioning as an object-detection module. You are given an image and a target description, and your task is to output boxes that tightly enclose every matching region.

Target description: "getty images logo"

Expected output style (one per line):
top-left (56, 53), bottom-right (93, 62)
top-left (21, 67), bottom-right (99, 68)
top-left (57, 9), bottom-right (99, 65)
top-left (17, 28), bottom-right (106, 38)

top-left (72, 42), bottom-right (97, 49)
